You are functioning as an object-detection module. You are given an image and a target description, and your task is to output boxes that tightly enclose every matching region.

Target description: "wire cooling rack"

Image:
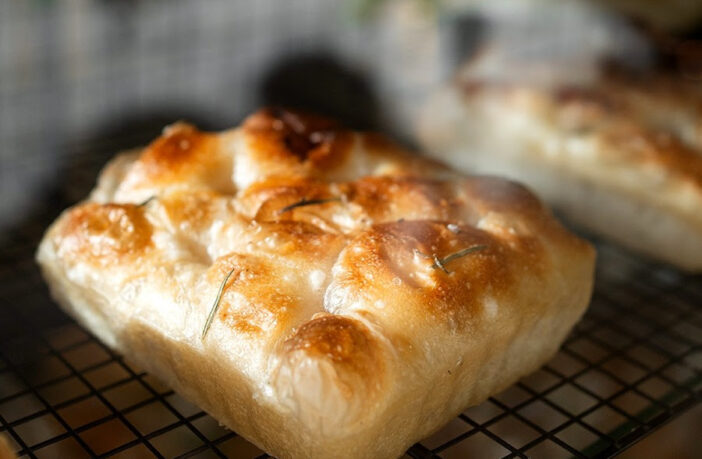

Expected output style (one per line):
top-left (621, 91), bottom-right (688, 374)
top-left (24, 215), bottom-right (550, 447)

top-left (0, 153), bottom-right (701, 458)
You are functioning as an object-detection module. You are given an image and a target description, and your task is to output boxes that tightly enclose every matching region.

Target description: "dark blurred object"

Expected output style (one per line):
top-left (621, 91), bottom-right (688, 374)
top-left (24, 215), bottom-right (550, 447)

top-left (675, 40), bottom-right (702, 81)
top-left (439, 13), bottom-right (485, 77)
top-left (439, 0), bottom-right (702, 91)
top-left (260, 53), bottom-right (381, 131)
top-left (594, 0), bottom-right (702, 33)
top-left (444, 1), bottom-right (655, 88)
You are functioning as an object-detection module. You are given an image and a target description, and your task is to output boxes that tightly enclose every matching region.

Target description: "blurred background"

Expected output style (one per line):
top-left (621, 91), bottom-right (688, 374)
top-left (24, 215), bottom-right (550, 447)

top-left (1, 0), bottom-right (701, 457)
top-left (2, 0), bottom-right (702, 234)
top-left (0, 0), bottom-right (445, 236)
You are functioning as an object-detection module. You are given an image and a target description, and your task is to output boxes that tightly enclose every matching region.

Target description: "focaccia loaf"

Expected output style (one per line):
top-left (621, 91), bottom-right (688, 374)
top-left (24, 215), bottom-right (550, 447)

top-left (37, 108), bottom-right (595, 459)
top-left (419, 72), bottom-right (702, 271)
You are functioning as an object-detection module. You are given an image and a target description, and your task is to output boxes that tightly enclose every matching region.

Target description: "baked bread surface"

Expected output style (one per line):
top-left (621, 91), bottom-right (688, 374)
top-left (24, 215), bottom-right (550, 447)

top-left (419, 73), bottom-right (702, 271)
top-left (38, 108), bottom-right (595, 459)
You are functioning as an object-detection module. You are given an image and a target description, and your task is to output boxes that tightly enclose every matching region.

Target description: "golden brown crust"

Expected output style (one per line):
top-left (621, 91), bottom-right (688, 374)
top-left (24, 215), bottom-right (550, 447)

top-left (282, 314), bottom-right (386, 396)
top-left (158, 189), bottom-right (229, 233)
top-left (210, 254), bottom-right (290, 337)
top-left (38, 108), bottom-right (595, 459)
top-left (57, 202), bottom-right (153, 266)
top-left (140, 123), bottom-right (214, 173)
top-left (326, 217), bottom-right (561, 341)
top-left (242, 107), bottom-right (355, 177)
top-left (116, 122), bottom-right (235, 199)
top-left (122, 123), bottom-right (217, 184)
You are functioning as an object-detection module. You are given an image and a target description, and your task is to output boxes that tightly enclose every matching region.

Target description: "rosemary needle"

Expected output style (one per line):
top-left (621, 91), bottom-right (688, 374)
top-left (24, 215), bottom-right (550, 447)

top-left (414, 245), bottom-right (488, 274)
top-left (137, 196), bottom-right (156, 207)
top-left (201, 267), bottom-right (237, 340)
top-left (277, 197), bottom-right (342, 214)
top-left (435, 245), bottom-right (488, 271)
top-left (433, 254), bottom-right (449, 273)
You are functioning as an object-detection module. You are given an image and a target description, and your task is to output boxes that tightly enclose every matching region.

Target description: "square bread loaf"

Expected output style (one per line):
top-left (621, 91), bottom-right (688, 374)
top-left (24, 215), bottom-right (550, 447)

top-left (37, 108), bottom-right (595, 458)
top-left (419, 71), bottom-right (702, 271)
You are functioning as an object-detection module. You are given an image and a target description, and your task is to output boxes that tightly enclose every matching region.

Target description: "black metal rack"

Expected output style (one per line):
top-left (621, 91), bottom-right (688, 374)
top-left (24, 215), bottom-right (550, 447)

top-left (0, 150), bottom-right (700, 458)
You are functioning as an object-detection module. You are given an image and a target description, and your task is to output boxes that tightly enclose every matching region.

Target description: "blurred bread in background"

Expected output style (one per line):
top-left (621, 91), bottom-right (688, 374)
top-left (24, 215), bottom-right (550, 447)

top-left (418, 0), bottom-right (702, 270)
top-left (418, 70), bottom-right (702, 270)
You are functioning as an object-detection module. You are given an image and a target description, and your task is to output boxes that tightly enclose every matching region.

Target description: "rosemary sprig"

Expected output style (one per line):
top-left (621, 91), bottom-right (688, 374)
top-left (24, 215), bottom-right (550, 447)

top-left (137, 196), bottom-right (156, 207)
top-left (433, 254), bottom-right (449, 273)
top-left (438, 246), bottom-right (487, 268)
top-left (277, 196), bottom-right (342, 214)
top-left (414, 245), bottom-right (487, 274)
top-left (201, 267), bottom-right (237, 340)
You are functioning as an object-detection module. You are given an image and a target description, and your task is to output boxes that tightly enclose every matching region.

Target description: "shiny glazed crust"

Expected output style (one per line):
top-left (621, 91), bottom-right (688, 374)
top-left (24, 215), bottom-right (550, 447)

top-left (37, 108), bottom-right (595, 459)
top-left (419, 73), bottom-right (702, 271)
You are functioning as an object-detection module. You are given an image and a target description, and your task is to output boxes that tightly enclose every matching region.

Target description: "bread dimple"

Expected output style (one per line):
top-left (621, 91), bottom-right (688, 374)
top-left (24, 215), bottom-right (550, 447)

top-left (348, 176), bottom-right (468, 224)
top-left (237, 178), bottom-right (340, 225)
top-left (237, 175), bottom-right (482, 237)
top-left (158, 189), bottom-right (230, 231)
top-left (56, 202), bottom-right (153, 266)
top-left (282, 314), bottom-right (385, 392)
top-left (208, 254), bottom-right (299, 338)
top-left (201, 220), bottom-right (348, 346)
top-left (38, 107), bottom-right (595, 458)
top-left (324, 220), bottom-right (542, 333)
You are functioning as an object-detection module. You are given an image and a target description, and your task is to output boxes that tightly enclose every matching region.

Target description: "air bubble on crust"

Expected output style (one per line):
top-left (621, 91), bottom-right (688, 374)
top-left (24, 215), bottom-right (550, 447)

top-left (309, 269), bottom-right (327, 291)
top-left (484, 296), bottom-right (499, 320)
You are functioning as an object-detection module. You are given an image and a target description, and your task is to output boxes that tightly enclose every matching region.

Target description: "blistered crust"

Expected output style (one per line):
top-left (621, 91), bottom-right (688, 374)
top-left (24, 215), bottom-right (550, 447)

top-left (38, 108), bottom-right (595, 459)
top-left (243, 107), bottom-right (354, 169)
top-left (117, 123), bottom-right (235, 198)
top-left (56, 203), bottom-right (154, 266)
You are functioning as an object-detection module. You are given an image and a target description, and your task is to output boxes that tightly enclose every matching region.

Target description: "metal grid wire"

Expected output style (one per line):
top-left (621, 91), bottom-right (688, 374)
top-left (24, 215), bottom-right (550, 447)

top-left (0, 138), bottom-right (700, 459)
